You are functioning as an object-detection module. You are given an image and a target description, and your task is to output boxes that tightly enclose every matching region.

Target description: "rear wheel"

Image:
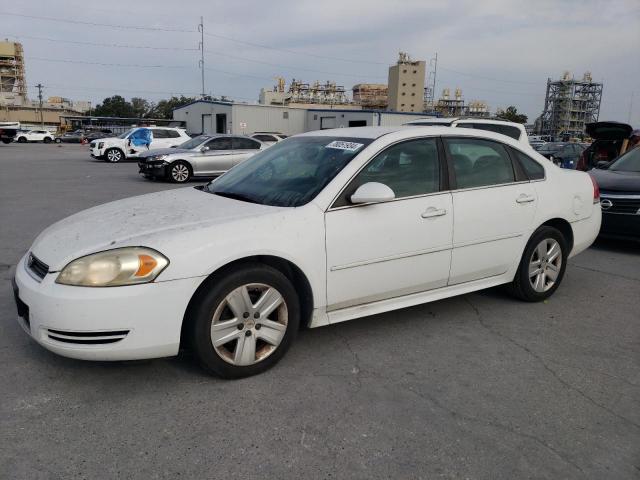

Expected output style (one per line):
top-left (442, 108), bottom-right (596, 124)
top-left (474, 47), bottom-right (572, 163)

top-left (189, 264), bottom-right (300, 378)
top-left (43, 137), bottom-right (52, 144)
top-left (17, 136), bottom-right (26, 143)
top-left (168, 161), bottom-right (192, 183)
top-left (105, 148), bottom-right (124, 163)
top-left (508, 226), bottom-right (568, 301)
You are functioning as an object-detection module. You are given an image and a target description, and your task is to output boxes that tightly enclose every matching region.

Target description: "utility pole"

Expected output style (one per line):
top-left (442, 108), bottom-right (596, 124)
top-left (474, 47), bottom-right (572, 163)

top-left (198, 17), bottom-right (206, 99)
top-left (36, 83), bottom-right (44, 127)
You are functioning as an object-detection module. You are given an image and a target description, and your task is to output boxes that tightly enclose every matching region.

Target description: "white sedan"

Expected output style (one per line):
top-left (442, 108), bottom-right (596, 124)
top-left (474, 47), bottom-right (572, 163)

top-left (13, 126), bottom-right (601, 378)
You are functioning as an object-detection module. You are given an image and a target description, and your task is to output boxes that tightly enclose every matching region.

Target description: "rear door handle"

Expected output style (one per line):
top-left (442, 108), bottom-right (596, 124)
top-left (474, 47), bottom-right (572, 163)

top-left (516, 194), bottom-right (536, 204)
top-left (421, 207), bottom-right (447, 219)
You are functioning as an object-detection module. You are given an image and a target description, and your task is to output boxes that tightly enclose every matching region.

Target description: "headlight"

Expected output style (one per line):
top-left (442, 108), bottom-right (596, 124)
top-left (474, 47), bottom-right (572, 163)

top-left (151, 154), bottom-right (168, 163)
top-left (56, 247), bottom-right (169, 287)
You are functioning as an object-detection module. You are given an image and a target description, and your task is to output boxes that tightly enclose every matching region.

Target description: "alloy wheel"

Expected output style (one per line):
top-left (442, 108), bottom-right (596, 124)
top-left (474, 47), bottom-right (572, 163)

top-left (528, 238), bottom-right (562, 293)
top-left (171, 164), bottom-right (190, 182)
top-left (211, 283), bottom-right (288, 366)
top-left (107, 149), bottom-right (122, 162)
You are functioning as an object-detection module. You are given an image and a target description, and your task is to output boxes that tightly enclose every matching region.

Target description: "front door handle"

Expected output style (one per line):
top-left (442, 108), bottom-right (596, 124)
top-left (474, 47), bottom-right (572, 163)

top-left (421, 207), bottom-right (447, 219)
top-left (516, 194), bottom-right (536, 204)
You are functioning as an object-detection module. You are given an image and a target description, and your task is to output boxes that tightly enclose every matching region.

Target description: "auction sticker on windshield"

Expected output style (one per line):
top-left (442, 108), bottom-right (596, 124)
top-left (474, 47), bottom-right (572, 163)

top-left (325, 141), bottom-right (364, 152)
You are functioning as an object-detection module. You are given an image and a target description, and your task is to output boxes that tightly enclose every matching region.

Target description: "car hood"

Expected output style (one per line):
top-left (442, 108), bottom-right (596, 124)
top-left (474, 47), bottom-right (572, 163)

top-left (590, 168), bottom-right (640, 193)
top-left (30, 187), bottom-right (281, 271)
top-left (138, 148), bottom-right (191, 159)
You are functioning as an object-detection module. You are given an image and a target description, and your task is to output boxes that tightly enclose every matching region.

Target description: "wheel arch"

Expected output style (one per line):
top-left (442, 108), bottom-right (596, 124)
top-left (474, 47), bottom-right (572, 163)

top-left (179, 255), bottom-right (314, 350)
top-left (538, 217), bottom-right (574, 252)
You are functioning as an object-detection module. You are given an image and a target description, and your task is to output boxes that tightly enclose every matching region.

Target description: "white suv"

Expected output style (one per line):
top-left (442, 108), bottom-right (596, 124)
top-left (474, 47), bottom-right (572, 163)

top-left (89, 127), bottom-right (191, 162)
top-left (15, 129), bottom-right (55, 143)
top-left (404, 118), bottom-right (530, 147)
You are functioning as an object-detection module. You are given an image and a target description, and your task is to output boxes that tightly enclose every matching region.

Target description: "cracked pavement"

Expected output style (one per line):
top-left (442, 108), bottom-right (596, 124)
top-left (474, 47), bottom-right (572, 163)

top-left (1, 144), bottom-right (639, 479)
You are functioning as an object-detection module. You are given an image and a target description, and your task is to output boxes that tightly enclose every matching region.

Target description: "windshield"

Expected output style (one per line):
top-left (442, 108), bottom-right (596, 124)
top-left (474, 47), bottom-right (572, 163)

top-left (204, 136), bottom-right (373, 207)
top-left (538, 143), bottom-right (565, 153)
top-left (179, 135), bottom-right (210, 150)
top-left (609, 147), bottom-right (640, 172)
top-left (118, 129), bottom-right (135, 139)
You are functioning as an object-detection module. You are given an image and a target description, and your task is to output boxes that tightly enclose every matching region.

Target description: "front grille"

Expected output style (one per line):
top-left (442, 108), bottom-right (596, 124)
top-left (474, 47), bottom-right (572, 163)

top-left (46, 328), bottom-right (129, 345)
top-left (600, 194), bottom-right (640, 215)
top-left (27, 253), bottom-right (49, 280)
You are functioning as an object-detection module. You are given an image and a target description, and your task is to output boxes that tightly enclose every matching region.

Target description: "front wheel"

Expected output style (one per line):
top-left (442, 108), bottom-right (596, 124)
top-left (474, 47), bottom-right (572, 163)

top-left (105, 148), bottom-right (124, 163)
top-left (54, 138), bottom-right (62, 144)
top-left (17, 137), bottom-right (26, 143)
top-left (168, 161), bottom-right (192, 183)
top-left (508, 226), bottom-right (568, 302)
top-left (189, 264), bottom-right (300, 378)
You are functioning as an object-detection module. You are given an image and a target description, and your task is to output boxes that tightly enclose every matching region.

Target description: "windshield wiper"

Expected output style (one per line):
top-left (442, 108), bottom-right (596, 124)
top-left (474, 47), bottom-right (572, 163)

top-left (212, 191), bottom-right (260, 204)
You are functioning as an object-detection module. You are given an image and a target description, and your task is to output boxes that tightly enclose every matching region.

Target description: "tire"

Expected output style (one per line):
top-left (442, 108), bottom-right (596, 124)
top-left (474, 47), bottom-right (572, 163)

top-left (17, 136), bottom-right (26, 143)
top-left (1, 138), bottom-right (11, 144)
top-left (508, 226), bottom-right (568, 302)
top-left (43, 137), bottom-right (52, 144)
top-left (168, 161), bottom-right (192, 183)
top-left (188, 263), bottom-right (300, 378)
top-left (105, 148), bottom-right (124, 163)
top-left (55, 138), bottom-right (61, 144)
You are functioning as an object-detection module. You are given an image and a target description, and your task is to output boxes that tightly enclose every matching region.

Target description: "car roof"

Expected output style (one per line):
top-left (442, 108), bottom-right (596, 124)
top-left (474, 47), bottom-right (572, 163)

top-left (297, 126), bottom-right (531, 147)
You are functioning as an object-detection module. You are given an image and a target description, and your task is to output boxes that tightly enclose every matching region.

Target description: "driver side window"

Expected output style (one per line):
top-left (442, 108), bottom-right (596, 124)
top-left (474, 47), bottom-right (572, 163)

top-left (333, 138), bottom-right (441, 207)
top-left (205, 138), bottom-right (232, 151)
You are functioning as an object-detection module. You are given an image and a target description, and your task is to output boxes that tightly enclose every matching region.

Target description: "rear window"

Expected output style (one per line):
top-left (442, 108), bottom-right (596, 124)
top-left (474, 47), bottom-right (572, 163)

top-left (510, 147), bottom-right (545, 180)
top-left (456, 123), bottom-right (522, 140)
top-left (165, 130), bottom-right (181, 138)
top-left (233, 137), bottom-right (261, 150)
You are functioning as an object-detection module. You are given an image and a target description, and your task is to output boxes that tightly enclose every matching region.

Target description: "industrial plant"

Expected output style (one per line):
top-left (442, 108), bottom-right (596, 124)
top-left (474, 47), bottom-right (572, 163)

top-left (537, 71), bottom-right (603, 140)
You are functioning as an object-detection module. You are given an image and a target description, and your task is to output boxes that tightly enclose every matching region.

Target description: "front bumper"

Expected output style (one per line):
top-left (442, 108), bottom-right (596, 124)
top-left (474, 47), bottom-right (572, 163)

top-left (13, 254), bottom-right (204, 361)
top-left (600, 212), bottom-right (640, 239)
top-left (90, 146), bottom-right (104, 158)
top-left (138, 161), bottom-right (169, 177)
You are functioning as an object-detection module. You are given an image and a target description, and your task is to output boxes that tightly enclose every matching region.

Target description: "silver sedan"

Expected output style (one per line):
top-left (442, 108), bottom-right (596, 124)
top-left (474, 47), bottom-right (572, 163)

top-left (138, 134), bottom-right (266, 183)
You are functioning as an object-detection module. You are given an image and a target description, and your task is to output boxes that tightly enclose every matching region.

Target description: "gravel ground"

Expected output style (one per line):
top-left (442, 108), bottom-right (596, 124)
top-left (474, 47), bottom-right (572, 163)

top-left (1, 143), bottom-right (639, 480)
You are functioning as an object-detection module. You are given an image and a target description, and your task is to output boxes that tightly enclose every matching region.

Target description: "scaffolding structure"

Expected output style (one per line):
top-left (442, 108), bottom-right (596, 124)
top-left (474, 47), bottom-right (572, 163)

top-left (0, 41), bottom-right (27, 106)
top-left (288, 79), bottom-right (349, 105)
top-left (433, 88), bottom-right (489, 117)
top-left (352, 83), bottom-right (388, 109)
top-left (539, 71), bottom-right (602, 140)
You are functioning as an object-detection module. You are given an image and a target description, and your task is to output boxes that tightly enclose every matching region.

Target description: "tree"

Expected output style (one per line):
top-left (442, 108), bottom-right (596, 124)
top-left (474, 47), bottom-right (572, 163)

top-left (147, 95), bottom-right (197, 119)
top-left (496, 106), bottom-right (528, 124)
top-left (92, 95), bottom-right (134, 118)
top-left (130, 97), bottom-right (151, 118)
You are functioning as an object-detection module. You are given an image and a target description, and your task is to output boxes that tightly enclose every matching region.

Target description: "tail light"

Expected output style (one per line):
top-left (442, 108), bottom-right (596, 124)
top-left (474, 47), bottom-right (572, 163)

top-left (589, 174), bottom-right (600, 203)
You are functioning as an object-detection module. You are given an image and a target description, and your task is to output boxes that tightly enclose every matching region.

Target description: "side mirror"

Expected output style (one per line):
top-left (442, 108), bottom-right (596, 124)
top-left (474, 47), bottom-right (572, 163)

top-left (350, 182), bottom-right (395, 204)
top-left (200, 146), bottom-right (210, 152)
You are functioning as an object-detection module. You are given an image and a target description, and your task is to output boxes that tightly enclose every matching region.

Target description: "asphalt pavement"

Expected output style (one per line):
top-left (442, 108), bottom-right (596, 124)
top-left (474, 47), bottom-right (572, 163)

top-left (1, 143), bottom-right (638, 479)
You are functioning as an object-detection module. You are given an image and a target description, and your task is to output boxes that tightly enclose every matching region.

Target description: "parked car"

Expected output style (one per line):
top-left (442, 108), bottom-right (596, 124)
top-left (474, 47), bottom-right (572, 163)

top-left (404, 117), bottom-right (530, 146)
top-left (13, 126), bottom-right (600, 378)
top-left (549, 143), bottom-right (589, 169)
top-left (250, 132), bottom-right (288, 146)
top-left (536, 142), bottom-right (568, 162)
top-left (576, 121), bottom-right (634, 171)
top-left (89, 127), bottom-right (190, 162)
top-left (529, 140), bottom-right (547, 151)
top-left (15, 129), bottom-right (55, 143)
top-left (138, 134), bottom-right (265, 183)
top-left (56, 130), bottom-right (112, 144)
top-left (0, 121), bottom-right (19, 144)
top-left (589, 146), bottom-right (640, 240)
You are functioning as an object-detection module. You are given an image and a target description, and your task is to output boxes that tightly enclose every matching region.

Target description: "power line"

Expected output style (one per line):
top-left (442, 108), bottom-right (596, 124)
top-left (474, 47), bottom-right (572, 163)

top-left (4, 33), bottom-right (198, 51)
top-left (204, 49), bottom-right (385, 80)
top-left (203, 31), bottom-right (389, 66)
top-left (0, 11), bottom-right (194, 32)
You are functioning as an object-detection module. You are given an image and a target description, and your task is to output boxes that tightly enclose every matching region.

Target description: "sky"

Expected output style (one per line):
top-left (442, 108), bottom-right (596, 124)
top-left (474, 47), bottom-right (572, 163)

top-left (1, 0), bottom-right (639, 126)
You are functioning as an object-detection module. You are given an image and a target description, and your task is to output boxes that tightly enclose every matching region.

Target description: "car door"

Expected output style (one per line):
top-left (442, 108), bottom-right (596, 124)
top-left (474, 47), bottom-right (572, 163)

top-left (194, 137), bottom-right (235, 174)
top-left (443, 137), bottom-right (537, 285)
top-left (325, 137), bottom-right (453, 311)
top-left (231, 137), bottom-right (262, 166)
